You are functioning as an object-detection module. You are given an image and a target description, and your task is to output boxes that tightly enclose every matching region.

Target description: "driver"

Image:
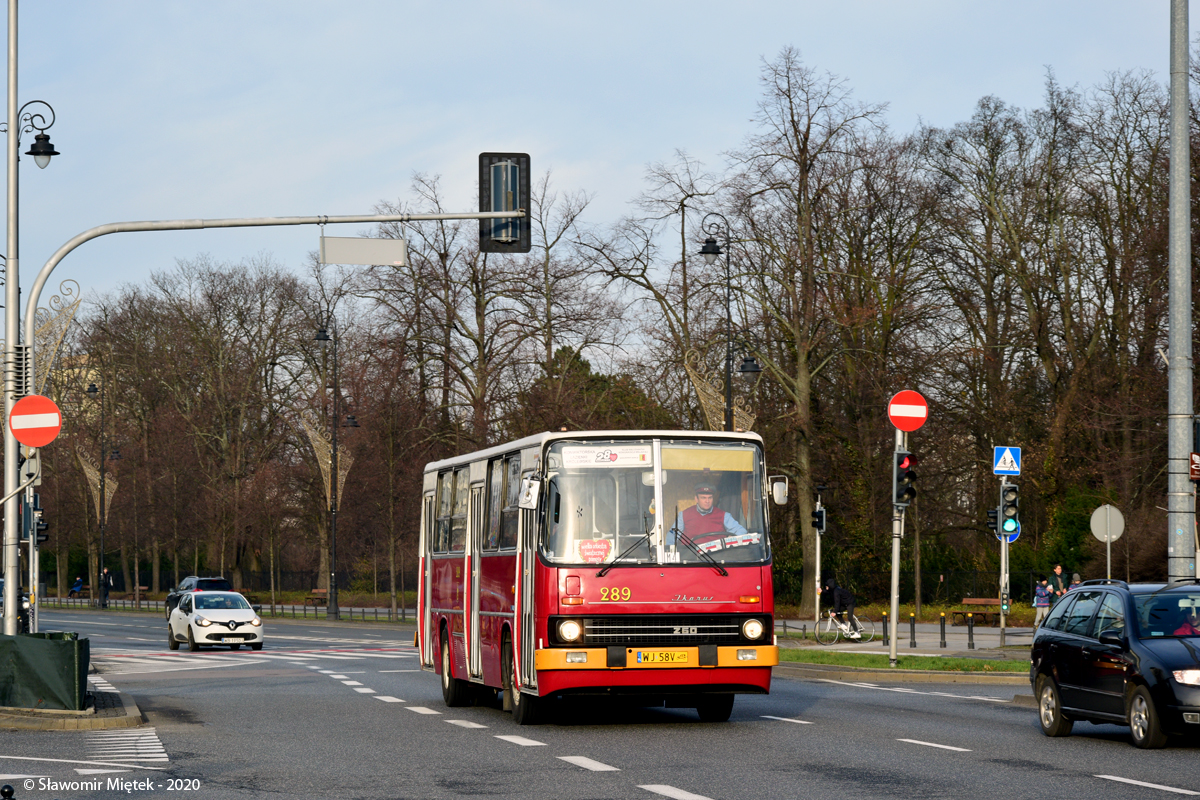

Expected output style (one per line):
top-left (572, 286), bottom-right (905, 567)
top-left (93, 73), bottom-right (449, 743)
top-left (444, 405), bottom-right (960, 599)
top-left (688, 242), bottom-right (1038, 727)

top-left (1174, 608), bottom-right (1200, 636)
top-left (671, 481), bottom-right (748, 551)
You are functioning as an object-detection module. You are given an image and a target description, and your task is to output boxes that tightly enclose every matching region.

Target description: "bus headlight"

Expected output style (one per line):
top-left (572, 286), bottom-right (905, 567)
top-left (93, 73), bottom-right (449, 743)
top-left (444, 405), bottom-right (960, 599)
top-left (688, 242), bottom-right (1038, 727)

top-left (742, 618), bottom-right (765, 640)
top-left (558, 619), bottom-right (583, 643)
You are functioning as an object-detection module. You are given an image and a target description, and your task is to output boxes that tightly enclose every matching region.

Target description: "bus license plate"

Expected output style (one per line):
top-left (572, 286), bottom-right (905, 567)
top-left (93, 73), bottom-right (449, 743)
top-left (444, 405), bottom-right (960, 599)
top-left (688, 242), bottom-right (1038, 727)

top-left (636, 650), bottom-right (687, 664)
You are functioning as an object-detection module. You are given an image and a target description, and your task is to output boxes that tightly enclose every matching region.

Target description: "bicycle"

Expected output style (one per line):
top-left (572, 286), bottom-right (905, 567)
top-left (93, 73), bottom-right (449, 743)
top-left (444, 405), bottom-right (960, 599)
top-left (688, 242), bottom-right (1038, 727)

top-left (815, 609), bottom-right (875, 644)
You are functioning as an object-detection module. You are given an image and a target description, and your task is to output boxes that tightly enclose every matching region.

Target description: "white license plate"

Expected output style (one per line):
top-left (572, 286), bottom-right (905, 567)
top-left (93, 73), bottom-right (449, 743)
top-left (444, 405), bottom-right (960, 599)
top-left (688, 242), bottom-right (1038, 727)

top-left (221, 637), bottom-right (240, 643)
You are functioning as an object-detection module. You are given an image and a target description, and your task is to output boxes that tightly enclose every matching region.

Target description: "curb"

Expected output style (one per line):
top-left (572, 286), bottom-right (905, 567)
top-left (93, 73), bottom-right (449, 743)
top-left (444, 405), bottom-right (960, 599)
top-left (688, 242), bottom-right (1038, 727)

top-left (0, 692), bottom-right (144, 731)
top-left (773, 662), bottom-right (1030, 685)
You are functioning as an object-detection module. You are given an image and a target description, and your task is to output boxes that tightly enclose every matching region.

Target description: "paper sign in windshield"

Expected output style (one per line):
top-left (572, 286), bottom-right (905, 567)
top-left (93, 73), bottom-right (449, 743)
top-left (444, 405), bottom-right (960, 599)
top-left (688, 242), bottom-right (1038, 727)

top-left (578, 539), bottom-right (613, 563)
top-left (561, 445), bottom-right (652, 468)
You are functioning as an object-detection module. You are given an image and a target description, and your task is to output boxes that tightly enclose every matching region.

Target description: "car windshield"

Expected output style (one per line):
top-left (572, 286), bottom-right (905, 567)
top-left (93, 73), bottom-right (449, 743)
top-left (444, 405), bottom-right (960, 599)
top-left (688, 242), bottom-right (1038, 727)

top-left (1134, 591), bottom-right (1200, 638)
top-left (539, 438), bottom-right (769, 566)
top-left (194, 593), bottom-right (251, 611)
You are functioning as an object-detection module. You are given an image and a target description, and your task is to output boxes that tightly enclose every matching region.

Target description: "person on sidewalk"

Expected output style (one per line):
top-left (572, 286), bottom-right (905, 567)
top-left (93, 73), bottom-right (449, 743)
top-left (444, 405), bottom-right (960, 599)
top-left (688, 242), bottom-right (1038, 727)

top-left (1033, 578), bottom-right (1051, 627)
top-left (100, 567), bottom-right (113, 609)
top-left (1048, 564), bottom-right (1068, 602)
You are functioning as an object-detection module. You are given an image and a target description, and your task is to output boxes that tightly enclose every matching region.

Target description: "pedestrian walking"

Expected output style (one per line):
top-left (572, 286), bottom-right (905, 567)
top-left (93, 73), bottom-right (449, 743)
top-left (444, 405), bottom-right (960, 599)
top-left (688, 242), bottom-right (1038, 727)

top-left (1033, 578), bottom-right (1051, 627)
top-left (100, 567), bottom-right (113, 609)
top-left (1048, 564), bottom-right (1068, 602)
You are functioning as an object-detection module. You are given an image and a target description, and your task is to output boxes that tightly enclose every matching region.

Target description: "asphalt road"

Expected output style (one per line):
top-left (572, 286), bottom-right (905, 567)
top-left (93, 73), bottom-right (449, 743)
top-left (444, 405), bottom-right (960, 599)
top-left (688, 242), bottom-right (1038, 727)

top-left (2, 609), bottom-right (1198, 799)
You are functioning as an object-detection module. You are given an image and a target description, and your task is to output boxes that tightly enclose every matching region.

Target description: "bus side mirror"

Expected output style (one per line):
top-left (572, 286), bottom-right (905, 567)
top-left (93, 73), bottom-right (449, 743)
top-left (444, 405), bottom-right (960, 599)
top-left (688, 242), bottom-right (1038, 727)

top-left (518, 478), bottom-right (540, 510)
top-left (770, 477), bottom-right (788, 506)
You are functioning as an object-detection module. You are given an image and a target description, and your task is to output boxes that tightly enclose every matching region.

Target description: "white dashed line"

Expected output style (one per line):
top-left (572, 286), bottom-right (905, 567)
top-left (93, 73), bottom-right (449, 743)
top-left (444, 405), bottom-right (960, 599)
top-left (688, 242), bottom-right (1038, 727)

top-left (329, 675), bottom-right (349, 679)
top-left (494, 735), bottom-right (546, 746)
top-left (559, 756), bottom-right (619, 771)
top-left (406, 707), bottom-right (441, 715)
top-left (816, 679), bottom-right (1009, 702)
top-left (341, 681), bottom-right (363, 686)
top-left (374, 696), bottom-right (404, 703)
top-left (446, 720), bottom-right (488, 729)
top-left (639, 785), bottom-right (714, 800)
top-left (353, 687), bottom-right (375, 693)
top-left (897, 739), bottom-right (971, 752)
top-left (1096, 776), bottom-right (1200, 795)
top-left (761, 715), bottom-right (813, 724)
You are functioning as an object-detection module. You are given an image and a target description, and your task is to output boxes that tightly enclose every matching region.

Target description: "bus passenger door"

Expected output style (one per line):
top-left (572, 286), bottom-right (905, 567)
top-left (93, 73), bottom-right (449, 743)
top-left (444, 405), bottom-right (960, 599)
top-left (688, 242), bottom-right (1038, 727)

top-left (467, 482), bottom-right (484, 680)
top-left (517, 477), bottom-right (538, 691)
top-left (420, 491), bottom-right (435, 668)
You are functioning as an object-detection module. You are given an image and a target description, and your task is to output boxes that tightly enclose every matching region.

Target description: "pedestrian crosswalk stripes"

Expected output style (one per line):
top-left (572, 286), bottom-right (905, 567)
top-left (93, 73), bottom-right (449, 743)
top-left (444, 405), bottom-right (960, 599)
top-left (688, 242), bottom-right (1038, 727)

top-left (86, 728), bottom-right (169, 763)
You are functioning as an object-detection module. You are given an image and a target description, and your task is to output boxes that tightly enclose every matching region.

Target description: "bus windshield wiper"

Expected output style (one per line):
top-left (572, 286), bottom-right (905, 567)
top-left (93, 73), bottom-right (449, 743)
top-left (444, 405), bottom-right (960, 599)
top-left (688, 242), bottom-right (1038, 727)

top-left (671, 525), bottom-right (728, 577)
top-left (597, 532), bottom-right (651, 577)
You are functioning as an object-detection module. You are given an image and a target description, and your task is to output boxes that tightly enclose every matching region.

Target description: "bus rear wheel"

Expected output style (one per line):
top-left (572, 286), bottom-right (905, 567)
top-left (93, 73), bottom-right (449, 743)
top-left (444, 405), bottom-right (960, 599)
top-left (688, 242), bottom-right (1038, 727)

top-left (440, 631), bottom-right (470, 707)
top-left (696, 695), bottom-right (734, 722)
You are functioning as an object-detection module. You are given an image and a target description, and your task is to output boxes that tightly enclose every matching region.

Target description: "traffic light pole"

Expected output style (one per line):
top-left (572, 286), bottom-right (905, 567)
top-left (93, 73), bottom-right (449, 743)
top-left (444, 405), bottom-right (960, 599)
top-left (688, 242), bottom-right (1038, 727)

top-left (813, 490), bottom-right (823, 625)
top-left (998, 477), bottom-right (1012, 647)
top-left (888, 428), bottom-right (905, 668)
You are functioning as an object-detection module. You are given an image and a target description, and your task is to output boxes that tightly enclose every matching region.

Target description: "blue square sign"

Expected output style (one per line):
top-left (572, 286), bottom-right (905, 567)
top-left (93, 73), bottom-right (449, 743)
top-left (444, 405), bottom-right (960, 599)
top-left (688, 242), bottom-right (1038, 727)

top-left (993, 446), bottom-right (1021, 476)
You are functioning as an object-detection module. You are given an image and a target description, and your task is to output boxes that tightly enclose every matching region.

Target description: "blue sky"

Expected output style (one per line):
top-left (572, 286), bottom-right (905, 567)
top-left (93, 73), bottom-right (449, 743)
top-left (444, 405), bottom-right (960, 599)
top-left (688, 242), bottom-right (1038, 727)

top-left (4, 1), bottom-right (1190, 310)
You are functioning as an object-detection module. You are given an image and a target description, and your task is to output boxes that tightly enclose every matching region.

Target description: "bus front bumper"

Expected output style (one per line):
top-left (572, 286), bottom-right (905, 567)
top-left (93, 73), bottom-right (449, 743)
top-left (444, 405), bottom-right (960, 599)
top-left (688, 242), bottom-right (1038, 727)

top-left (534, 644), bottom-right (778, 670)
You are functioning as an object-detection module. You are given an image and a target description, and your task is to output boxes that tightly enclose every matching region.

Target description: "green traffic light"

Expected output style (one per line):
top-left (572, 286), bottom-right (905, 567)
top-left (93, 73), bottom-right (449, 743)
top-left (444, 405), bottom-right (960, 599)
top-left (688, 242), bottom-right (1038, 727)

top-left (1002, 518), bottom-right (1017, 532)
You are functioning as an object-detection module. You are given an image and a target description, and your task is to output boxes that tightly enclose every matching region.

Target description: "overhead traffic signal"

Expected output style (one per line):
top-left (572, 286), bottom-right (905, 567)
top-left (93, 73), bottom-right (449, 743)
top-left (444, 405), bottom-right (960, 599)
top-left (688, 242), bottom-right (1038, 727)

top-left (812, 507), bottom-right (826, 535)
top-left (893, 450), bottom-right (917, 507)
top-left (1000, 483), bottom-right (1019, 534)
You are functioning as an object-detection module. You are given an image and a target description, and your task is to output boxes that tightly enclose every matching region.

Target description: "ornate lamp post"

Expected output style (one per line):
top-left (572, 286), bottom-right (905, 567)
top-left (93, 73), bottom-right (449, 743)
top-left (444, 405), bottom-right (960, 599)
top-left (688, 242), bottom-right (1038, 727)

top-left (314, 323), bottom-right (359, 621)
top-left (699, 212), bottom-right (761, 432)
top-left (1, 85), bottom-right (62, 633)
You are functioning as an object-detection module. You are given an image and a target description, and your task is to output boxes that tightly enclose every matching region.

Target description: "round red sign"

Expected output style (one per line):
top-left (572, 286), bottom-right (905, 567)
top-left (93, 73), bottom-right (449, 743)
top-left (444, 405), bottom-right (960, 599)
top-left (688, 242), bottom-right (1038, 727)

top-left (9, 394), bottom-right (63, 448)
top-left (887, 390), bottom-right (928, 432)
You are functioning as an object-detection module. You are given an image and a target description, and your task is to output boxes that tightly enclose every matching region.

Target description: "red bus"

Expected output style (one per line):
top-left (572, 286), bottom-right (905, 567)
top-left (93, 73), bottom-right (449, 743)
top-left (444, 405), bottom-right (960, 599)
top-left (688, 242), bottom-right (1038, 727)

top-left (417, 430), bottom-right (783, 724)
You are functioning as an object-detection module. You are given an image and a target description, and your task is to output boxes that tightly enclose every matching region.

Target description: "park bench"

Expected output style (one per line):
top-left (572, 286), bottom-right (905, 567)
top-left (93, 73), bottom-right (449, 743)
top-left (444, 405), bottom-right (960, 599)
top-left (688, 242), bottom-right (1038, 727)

top-left (305, 589), bottom-right (328, 607)
top-left (951, 597), bottom-right (1002, 626)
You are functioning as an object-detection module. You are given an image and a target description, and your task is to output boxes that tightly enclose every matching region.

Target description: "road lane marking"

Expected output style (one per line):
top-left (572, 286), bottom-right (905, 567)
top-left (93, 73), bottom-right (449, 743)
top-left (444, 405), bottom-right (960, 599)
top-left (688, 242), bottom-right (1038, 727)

top-left (0, 756), bottom-right (166, 771)
top-left (447, 720), bottom-right (488, 729)
top-left (816, 679), bottom-right (1009, 703)
top-left (761, 715), bottom-right (814, 724)
top-left (374, 696), bottom-right (404, 703)
top-left (494, 735), bottom-right (546, 746)
top-left (406, 707), bottom-right (441, 715)
top-left (353, 687), bottom-right (375, 693)
top-left (897, 739), bottom-right (970, 752)
top-left (318, 670), bottom-right (335, 673)
top-left (329, 675), bottom-right (349, 679)
top-left (559, 756), bottom-right (619, 771)
top-left (639, 785), bottom-right (713, 800)
top-left (378, 669), bottom-right (422, 673)
top-left (1096, 776), bottom-right (1200, 795)
top-left (340, 681), bottom-right (363, 686)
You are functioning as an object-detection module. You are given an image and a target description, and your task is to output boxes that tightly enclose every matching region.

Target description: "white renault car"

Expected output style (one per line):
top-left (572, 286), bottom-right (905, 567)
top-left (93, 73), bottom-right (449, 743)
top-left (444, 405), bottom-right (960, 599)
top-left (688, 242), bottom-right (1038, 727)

top-left (168, 591), bottom-right (264, 651)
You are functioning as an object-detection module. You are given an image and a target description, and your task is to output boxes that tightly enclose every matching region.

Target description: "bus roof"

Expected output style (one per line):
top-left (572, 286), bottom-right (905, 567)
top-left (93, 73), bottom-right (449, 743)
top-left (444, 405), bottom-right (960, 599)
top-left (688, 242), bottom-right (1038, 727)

top-left (422, 429), bottom-right (765, 474)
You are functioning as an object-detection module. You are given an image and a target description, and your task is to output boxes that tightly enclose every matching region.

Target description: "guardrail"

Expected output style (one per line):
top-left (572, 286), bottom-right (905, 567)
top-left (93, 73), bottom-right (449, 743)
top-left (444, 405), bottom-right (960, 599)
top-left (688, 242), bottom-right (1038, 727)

top-left (38, 596), bottom-right (415, 623)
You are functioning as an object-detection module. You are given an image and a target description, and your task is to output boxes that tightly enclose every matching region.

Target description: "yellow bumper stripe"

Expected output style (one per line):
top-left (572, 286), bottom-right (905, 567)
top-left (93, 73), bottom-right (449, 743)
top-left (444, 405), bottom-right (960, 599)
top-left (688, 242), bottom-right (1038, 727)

top-left (534, 645), bottom-right (779, 670)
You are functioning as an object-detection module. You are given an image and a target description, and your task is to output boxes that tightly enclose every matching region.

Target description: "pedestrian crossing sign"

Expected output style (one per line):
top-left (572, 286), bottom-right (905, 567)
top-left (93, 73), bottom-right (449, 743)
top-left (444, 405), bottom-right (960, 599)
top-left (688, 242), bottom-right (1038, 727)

top-left (993, 446), bottom-right (1021, 476)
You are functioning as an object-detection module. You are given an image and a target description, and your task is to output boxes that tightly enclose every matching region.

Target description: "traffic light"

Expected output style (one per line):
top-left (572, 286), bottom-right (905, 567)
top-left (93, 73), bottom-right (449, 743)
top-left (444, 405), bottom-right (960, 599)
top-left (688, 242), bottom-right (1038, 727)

top-left (893, 450), bottom-right (917, 507)
top-left (986, 508), bottom-right (999, 532)
top-left (1001, 592), bottom-right (1010, 613)
top-left (479, 152), bottom-right (531, 253)
top-left (1000, 483), bottom-right (1019, 534)
top-left (812, 507), bottom-right (826, 535)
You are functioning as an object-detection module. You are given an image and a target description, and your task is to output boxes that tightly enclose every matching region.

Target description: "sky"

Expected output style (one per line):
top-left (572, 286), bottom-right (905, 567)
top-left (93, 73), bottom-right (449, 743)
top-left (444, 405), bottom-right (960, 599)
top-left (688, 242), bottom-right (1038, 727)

top-left (2, 0), bottom-right (1193, 315)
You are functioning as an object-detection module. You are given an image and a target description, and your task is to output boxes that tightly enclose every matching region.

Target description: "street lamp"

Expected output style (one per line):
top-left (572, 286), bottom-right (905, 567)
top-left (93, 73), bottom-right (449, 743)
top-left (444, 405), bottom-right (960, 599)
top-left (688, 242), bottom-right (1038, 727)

top-left (315, 323), bottom-right (359, 620)
top-left (699, 212), bottom-right (761, 431)
top-left (2, 94), bottom-right (61, 634)
top-left (85, 382), bottom-right (120, 608)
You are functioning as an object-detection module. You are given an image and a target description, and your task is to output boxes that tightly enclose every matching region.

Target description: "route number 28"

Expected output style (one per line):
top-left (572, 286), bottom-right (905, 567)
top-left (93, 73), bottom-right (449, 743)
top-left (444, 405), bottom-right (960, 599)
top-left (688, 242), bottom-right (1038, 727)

top-left (599, 587), bottom-right (631, 601)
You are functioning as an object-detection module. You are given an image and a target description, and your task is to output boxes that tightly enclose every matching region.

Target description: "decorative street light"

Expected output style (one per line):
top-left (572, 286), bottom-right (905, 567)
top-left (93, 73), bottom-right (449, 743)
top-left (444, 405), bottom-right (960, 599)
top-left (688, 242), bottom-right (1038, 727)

top-left (85, 382), bottom-right (121, 608)
top-left (1, 91), bottom-right (62, 634)
top-left (699, 212), bottom-right (761, 431)
top-left (314, 323), bottom-right (359, 620)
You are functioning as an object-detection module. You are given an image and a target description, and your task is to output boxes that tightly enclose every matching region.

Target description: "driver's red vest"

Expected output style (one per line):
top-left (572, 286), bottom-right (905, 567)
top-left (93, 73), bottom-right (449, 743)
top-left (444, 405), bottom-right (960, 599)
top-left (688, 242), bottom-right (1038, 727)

top-left (681, 505), bottom-right (728, 544)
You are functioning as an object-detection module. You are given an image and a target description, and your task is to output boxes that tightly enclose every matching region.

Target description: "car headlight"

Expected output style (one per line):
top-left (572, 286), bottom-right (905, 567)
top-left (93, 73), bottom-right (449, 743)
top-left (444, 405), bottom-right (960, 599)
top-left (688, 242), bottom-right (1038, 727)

top-left (558, 619), bottom-right (583, 643)
top-left (742, 618), bottom-right (765, 640)
top-left (195, 616), bottom-right (213, 627)
top-left (1174, 669), bottom-right (1200, 686)
top-left (250, 617), bottom-right (262, 627)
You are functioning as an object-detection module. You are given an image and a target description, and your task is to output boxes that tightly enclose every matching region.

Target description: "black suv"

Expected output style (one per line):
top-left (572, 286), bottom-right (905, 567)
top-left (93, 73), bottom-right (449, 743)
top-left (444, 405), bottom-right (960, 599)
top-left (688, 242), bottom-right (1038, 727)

top-left (1031, 579), bottom-right (1200, 748)
top-left (165, 576), bottom-right (233, 619)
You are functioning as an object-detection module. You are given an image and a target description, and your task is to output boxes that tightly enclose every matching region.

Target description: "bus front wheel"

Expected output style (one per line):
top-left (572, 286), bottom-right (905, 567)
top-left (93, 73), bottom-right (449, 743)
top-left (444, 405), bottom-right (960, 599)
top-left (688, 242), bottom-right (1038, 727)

top-left (696, 694), bottom-right (734, 722)
top-left (503, 633), bottom-right (540, 725)
top-left (440, 631), bottom-right (470, 707)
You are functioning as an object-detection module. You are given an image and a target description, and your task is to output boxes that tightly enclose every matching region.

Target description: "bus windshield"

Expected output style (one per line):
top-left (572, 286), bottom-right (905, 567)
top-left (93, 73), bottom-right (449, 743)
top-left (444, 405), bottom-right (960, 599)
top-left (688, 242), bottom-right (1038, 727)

top-left (539, 438), bottom-right (769, 567)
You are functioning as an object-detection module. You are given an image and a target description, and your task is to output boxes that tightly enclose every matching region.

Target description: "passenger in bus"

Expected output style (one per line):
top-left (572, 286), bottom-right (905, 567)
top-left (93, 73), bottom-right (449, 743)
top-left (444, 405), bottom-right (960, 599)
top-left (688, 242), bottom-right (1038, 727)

top-left (670, 481), bottom-right (747, 550)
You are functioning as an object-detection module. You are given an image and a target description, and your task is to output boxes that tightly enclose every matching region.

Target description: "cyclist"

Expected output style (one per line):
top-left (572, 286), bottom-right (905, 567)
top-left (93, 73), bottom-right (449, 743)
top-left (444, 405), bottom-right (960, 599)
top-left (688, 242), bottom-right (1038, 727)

top-left (822, 575), bottom-right (860, 639)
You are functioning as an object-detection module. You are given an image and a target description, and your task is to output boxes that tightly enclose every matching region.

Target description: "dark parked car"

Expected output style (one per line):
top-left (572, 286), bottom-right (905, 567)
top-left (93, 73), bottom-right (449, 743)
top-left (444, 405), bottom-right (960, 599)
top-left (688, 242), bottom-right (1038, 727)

top-left (0, 578), bottom-right (31, 633)
top-left (1031, 579), bottom-right (1200, 748)
top-left (165, 576), bottom-right (233, 619)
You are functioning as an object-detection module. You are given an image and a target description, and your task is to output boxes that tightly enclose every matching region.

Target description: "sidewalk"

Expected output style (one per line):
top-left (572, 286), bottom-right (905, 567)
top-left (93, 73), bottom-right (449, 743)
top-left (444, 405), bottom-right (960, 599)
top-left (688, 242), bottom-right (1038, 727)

top-left (777, 618), bottom-right (1033, 656)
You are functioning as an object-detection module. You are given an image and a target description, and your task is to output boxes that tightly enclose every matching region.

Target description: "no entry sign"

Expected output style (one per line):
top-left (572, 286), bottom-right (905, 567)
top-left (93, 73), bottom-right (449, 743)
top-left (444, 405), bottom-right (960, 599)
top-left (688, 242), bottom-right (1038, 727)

top-left (9, 394), bottom-right (62, 448)
top-left (887, 390), bottom-right (928, 432)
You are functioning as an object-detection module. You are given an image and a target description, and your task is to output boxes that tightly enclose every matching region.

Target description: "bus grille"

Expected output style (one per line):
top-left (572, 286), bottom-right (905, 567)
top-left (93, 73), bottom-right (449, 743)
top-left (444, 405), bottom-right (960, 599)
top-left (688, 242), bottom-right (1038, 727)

top-left (577, 615), bottom-right (758, 646)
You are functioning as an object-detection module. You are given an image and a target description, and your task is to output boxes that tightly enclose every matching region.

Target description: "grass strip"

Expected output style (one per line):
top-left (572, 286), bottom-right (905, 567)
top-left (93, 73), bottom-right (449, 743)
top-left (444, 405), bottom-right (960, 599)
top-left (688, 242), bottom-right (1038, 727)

top-left (778, 648), bottom-right (1028, 672)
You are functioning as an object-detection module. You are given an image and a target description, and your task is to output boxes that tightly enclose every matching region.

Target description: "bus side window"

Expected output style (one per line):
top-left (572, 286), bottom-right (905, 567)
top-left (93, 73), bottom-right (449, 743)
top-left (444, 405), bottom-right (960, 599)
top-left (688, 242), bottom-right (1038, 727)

top-left (435, 472), bottom-right (453, 553)
top-left (450, 467), bottom-right (469, 552)
top-left (499, 457), bottom-right (521, 550)
top-left (485, 459), bottom-right (503, 551)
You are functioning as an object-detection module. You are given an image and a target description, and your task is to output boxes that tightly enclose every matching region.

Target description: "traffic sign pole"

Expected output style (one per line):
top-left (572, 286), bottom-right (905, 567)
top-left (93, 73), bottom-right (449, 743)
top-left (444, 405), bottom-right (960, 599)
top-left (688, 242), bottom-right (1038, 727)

top-left (889, 428), bottom-right (904, 668)
top-left (999, 478), bottom-right (1009, 647)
